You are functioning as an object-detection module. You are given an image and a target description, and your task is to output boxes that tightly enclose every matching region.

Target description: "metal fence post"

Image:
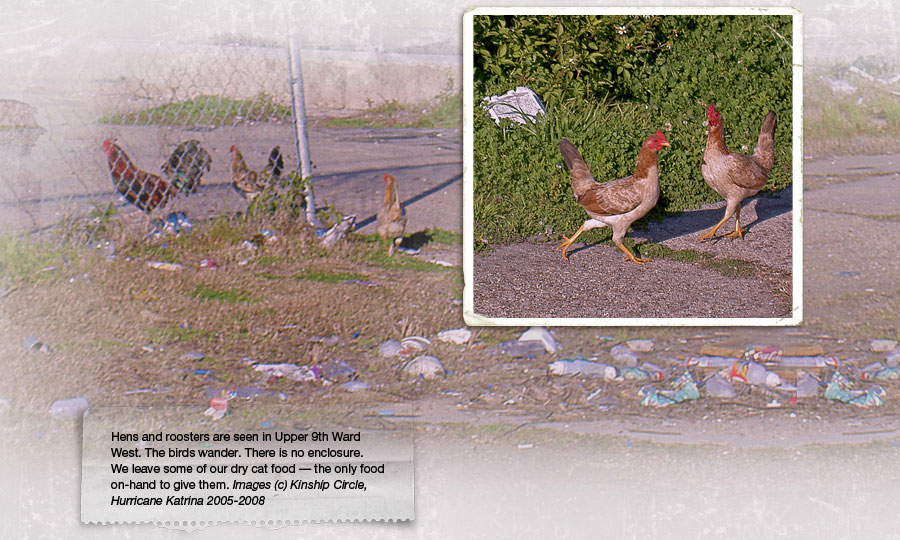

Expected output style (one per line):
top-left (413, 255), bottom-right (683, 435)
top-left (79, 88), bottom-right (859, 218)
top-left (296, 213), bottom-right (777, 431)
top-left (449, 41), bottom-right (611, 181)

top-left (287, 31), bottom-right (324, 228)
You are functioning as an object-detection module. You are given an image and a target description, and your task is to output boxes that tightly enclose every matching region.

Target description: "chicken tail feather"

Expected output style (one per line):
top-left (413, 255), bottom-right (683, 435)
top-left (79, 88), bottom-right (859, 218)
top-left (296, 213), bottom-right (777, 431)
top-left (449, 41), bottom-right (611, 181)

top-left (753, 111), bottom-right (777, 172)
top-left (559, 138), bottom-right (596, 196)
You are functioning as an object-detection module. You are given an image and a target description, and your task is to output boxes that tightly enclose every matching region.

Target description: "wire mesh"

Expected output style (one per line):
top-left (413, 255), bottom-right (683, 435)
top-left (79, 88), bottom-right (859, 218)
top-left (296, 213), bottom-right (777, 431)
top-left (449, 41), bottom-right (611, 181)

top-left (0, 38), bottom-right (304, 237)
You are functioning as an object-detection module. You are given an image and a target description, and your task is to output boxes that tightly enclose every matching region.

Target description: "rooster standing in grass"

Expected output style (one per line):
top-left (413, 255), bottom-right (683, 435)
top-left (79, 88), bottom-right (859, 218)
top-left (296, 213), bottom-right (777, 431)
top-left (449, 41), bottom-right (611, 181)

top-left (230, 145), bottom-right (284, 202)
top-left (377, 173), bottom-right (407, 256)
top-left (161, 139), bottom-right (212, 196)
top-left (102, 138), bottom-right (177, 213)
top-left (557, 131), bottom-right (670, 264)
top-left (697, 103), bottom-right (777, 242)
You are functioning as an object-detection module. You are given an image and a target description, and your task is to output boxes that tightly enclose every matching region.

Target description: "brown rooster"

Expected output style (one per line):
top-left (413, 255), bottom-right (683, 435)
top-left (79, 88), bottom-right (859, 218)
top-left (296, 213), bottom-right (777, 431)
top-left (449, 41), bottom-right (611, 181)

top-left (102, 138), bottom-right (177, 213)
top-left (697, 103), bottom-right (777, 242)
top-left (230, 145), bottom-right (284, 202)
top-left (557, 132), bottom-right (670, 264)
top-left (376, 173), bottom-right (407, 256)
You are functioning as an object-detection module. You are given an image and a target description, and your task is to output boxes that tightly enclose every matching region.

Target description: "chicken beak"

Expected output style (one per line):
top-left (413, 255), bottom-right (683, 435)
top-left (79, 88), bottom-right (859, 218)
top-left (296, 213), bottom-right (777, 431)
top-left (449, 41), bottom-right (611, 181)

top-left (662, 141), bottom-right (671, 147)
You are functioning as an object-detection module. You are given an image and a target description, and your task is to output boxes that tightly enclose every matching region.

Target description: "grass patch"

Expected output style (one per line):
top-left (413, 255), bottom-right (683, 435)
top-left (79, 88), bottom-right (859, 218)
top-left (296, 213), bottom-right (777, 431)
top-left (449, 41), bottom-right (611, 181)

top-left (99, 93), bottom-right (291, 127)
top-left (188, 284), bottom-right (253, 304)
top-left (294, 269), bottom-right (369, 283)
top-left (636, 242), bottom-right (709, 263)
top-left (323, 90), bottom-right (461, 130)
top-left (426, 228), bottom-right (463, 245)
top-left (0, 234), bottom-right (65, 283)
top-left (700, 257), bottom-right (757, 278)
top-left (805, 60), bottom-right (900, 157)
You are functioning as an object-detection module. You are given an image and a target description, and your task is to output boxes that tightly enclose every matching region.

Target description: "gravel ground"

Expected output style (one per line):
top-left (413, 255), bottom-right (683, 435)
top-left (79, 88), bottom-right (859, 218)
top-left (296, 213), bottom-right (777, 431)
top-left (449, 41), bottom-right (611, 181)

top-left (471, 187), bottom-right (794, 321)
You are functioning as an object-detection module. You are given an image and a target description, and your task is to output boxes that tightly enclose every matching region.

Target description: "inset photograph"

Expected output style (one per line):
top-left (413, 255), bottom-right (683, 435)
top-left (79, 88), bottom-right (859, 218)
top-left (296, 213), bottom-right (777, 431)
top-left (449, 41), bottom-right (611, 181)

top-left (463, 8), bottom-right (801, 325)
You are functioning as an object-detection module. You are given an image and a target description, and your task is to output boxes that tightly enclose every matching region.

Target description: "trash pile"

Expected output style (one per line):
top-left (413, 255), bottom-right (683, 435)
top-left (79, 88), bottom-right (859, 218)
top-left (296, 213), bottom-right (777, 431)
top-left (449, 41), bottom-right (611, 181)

top-left (547, 339), bottom-right (897, 410)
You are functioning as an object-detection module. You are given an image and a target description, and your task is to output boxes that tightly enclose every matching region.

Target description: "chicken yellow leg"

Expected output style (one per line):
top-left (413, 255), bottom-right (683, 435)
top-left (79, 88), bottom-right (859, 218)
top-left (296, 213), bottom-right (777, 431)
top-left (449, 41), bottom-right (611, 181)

top-left (615, 241), bottom-right (650, 265)
top-left (697, 200), bottom-right (742, 242)
top-left (723, 206), bottom-right (745, 239)
top-left (556, 223), bottom-right (587, 261)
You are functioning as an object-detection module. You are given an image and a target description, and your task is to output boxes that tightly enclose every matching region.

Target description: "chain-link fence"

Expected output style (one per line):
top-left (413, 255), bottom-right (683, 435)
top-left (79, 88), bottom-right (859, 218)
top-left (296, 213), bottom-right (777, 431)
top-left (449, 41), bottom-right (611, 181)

top-left (0, 37), bottom-right (310, 235)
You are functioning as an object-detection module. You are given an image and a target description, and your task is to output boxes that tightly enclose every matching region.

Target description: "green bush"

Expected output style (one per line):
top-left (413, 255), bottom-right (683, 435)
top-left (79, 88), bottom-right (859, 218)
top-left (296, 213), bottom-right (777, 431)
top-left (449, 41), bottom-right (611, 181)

top-left (473, 14), bottom-right (793, 250)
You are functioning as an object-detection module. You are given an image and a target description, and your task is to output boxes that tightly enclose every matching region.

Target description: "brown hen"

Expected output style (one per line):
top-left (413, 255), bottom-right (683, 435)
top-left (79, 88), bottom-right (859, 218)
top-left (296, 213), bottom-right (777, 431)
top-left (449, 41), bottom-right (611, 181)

top-left (697, 103), bottom-right (777, 242)
top-left (557, 132), bottom-right (670, 264)
top-left (376, 174), bottom-right (407, 256)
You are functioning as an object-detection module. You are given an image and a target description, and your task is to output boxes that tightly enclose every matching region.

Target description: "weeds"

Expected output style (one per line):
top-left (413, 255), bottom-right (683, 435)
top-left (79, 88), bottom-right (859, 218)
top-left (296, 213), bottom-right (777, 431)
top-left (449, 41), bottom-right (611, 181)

top-left (99, 93), bottom-right (291, 127)
top-left (188, 284), bottom-right (254, 304)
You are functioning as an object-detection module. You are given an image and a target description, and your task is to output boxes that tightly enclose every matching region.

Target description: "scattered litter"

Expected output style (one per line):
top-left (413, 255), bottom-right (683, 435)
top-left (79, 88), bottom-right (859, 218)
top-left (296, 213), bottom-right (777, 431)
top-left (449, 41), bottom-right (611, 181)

top-left (124, 388), bottom-right (165, 395)
top-left (146, 260), bottom-right (183, 271)
top-left (141, 345), bottom-right (155, 353)
top-left (404, 355), bottom-right (446, 380)
top-left (832, 271), bottom-right (860, 277)
top-left (744, 346), bottom-right (783, 362)
top-left (619, 366), bottom-right (661, 381)
top-left (253, 363), bottom-right (319, 382)
top-left (379, 339), bottom-right (405, 357)
top-left (824, 371), bottom-right (885, 408)
top-left (241, 240), bottom-right (258, 251)
top-left (611, 344), bottom-right (640, 366)
top-left (260, 421), bottom-right (272, 429)
top-left (775, 356), bottom-right (838, 368)
top-left (400, 336), bottom-right (431, 352)
top-left (626, 339), bottom-right (654, 353)
top-left (0, 285), bottom-right (16, 298)
top-left (338, 381), bottom-right (369, 392)
top-left (518, 327), bottom-right (561, 353)
top-left (483, 86), bottom-right (547, 125)
top-left (318, 215), bottom-right (356, 246)
top-left (887, 348), bottom-right (900, 367)
top-left (639, 362), bottom-right (665, 376)
top-left (149, 211), bottom-right (193, 238)
top-left (199, 258), bottom-right (218, 270)
top-left (549, 357), bottom-right (617, 379)
top-left (796, 372), bottom-right (821, 398)
top-left (179, 352), bottom-right (205, 361)
top-left (861, 366), bottom-right (900, 381)
top-left (640, 372), bottom-right (700, 408)
top-left (191, 369), bottom-right (213, 376)
top-left (766, 399), bottom-right (782, 408)
top-left (49, 397), bottom-right (89, 420)
top-left (378, 410), bottom-right (394, 416)
top-left (586, 388), bottom-right (604, 401)
top-left (205, 386), bottom-right (284, 400)
top-left (23, 335), bottom-right (52, 354)
top-left (704, 373), bottom-right (736, 398)
top-left (321, 359), bottom-right (356, 381)
top-left (259, 229), bottom-right (278, 243)
top-left (686, 356), bottom-right (740, 368)
top-left (871, 339), bottom-right (898, 353)
top-left (437, 327), bottom-right (473, 345)
top-left (729, 360), bottom-right (782, 387)
top-left (203, 397), bottom-right (228, 420)
top-left (492, 340), bottom-right (546, 358)
top-left (516, 442), bottom-right (534, 450)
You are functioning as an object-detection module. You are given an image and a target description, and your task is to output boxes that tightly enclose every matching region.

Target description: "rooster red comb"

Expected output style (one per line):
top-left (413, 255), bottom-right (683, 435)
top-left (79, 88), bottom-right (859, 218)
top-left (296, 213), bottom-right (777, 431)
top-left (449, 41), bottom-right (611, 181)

top-left (707, 103), bottom-right (717, 116)
top-left (382, 173), bottom-right (395, 182)
top-left (229, 144), bottom-right (236, 153)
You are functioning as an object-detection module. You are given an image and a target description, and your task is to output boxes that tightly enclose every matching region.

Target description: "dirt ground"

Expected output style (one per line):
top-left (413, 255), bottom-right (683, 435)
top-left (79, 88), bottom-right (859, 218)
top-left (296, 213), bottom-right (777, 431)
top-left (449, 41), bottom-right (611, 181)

top-left (3, 128), bottom-right (900, 537)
